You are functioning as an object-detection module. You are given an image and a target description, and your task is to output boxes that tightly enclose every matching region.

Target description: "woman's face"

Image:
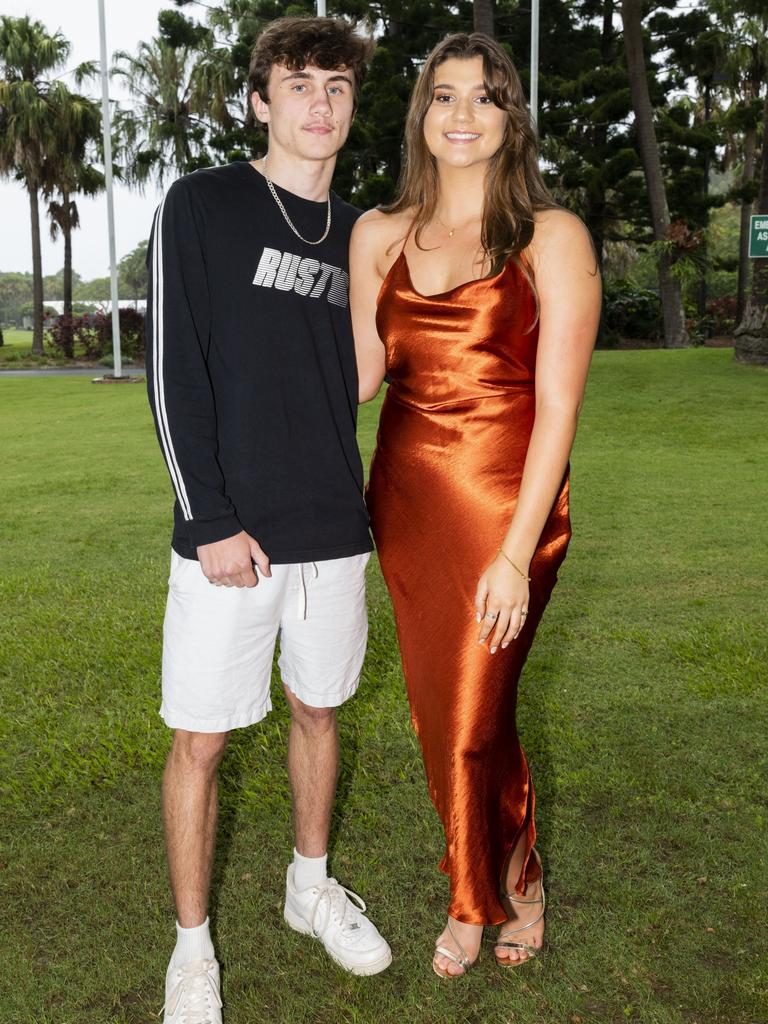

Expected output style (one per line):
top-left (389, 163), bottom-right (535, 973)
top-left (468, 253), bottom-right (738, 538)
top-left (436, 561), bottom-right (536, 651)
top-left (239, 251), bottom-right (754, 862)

top-left (422, 55), bottom-right (507, 171)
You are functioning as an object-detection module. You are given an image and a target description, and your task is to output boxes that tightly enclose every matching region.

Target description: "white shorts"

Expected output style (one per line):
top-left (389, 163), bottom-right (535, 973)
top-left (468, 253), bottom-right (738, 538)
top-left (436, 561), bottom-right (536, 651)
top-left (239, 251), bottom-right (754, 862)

top-left (160, 550), bottom-right (370, 733)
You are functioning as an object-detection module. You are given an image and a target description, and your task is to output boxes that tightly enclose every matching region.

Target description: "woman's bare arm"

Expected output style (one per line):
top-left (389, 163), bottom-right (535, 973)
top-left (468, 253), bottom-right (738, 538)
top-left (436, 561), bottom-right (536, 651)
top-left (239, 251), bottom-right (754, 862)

top-left (349, 211), bottom-right (389, 403)
top-left (502, 209), bottom-right (601, 559)
top-left (476, 209), bottom-right (601, 651)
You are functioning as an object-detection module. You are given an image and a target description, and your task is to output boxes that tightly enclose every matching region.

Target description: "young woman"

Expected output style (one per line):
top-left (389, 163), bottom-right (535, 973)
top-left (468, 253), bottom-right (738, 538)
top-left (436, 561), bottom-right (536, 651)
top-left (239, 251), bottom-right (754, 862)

top-left (350, 33), bottom-right (601, 976)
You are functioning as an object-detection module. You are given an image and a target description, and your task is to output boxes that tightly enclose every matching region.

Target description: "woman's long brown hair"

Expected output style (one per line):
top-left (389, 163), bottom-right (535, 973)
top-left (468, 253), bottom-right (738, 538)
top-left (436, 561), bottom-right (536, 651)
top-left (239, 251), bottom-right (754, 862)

top-left (386, 33), bottom-right (558, 277)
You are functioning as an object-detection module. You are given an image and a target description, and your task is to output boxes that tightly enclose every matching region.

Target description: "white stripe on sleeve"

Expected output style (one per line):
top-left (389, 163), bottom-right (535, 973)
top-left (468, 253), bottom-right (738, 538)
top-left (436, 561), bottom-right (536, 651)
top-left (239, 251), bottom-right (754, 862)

top-left (152, 197), bottom-right (193, 521)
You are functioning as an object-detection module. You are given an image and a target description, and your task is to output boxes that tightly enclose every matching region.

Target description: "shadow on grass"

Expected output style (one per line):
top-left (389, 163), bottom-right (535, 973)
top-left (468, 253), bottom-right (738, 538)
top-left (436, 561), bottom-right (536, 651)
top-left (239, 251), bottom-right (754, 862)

top-left (522, 478), bottom-right (621, 876)
top-left (208, 692), bottom-right (291, 946)
top-left (205, 592), bottom-right (400, 939)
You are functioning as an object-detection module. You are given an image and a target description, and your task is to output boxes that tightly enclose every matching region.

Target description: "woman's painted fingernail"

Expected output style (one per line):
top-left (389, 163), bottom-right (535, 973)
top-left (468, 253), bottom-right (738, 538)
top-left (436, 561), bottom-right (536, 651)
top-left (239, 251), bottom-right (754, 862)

top-left (476, 612), bottom-right (482, 623)
top-left (501, 642), bottom-right (508, 649)
top-left (490, 646), bottom-right (497, 654)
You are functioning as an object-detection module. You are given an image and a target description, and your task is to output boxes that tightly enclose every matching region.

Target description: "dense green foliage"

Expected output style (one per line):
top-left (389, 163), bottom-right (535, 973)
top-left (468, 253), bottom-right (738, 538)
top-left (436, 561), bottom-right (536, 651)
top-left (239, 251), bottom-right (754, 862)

top-left (1, 350), bottom-right (766, 1021)
top-left (0, 243), bottom-right (149, 325)
top-left (45, 308), bottom-right (146, 361)
top-left (4, 2), bottom-right (766, 339)
top-left (109, 2), bottom-right (764, 301)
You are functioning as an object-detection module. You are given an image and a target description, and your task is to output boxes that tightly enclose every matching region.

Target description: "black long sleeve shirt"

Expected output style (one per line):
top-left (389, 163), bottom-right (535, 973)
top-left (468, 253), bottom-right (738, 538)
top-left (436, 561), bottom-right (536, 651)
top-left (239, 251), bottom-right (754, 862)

top-left (145, 161), bottom-right (372, 564)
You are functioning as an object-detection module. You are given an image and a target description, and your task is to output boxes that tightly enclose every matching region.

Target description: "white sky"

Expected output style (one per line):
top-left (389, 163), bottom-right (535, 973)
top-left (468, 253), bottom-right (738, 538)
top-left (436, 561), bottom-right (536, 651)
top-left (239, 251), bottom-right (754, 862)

top-left (0, 0), bottom-right (173, 280)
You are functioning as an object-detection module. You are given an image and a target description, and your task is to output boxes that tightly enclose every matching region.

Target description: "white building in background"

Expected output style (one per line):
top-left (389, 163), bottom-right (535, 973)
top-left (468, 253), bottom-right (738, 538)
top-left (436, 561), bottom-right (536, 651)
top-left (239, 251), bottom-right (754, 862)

top-left (44, 299), bottom-right (147, 315)
top-left (22, 298), bottom-right (147, 329)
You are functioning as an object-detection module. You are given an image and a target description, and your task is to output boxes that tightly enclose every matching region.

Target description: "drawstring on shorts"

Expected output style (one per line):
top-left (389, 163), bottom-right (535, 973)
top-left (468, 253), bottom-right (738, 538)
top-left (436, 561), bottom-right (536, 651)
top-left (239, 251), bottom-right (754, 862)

top-left (296, 561), bottom-right (318, 620)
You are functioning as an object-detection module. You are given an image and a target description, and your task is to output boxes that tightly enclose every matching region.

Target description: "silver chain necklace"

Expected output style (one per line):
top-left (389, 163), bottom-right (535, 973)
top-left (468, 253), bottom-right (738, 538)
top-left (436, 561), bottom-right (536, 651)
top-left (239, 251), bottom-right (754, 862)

top-left (262, 157), bottom-right (332, 246)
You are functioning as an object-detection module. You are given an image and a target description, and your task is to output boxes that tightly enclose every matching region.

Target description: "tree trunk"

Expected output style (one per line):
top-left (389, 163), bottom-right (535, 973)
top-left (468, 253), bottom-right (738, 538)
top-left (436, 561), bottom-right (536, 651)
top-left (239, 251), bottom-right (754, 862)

top-left (735, 94), bottom-right (768, 365)
top-left (584, 0), bottom-right (615, 272)
top-left (696, 81), bottom-right (711, 319)
top-left (28, 182), bottom-right (44, 355)
top-left (736, 126), bottom-right (757, 323)
top-left (63, 193), bottom-right (73, 318)
top-left (473, 0), bottom-right (496, 37)
top-left (621, 0), bottom-right (689, 347)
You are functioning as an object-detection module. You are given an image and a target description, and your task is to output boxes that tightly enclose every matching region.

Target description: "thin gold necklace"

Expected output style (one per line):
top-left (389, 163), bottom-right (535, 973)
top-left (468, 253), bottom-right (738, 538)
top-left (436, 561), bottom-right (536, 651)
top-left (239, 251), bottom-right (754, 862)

top-left (436, 213), bottom-right (456, 238)
top-left (262, 157), bottom-right (332, 246)
top-left (435, 212), bottom-right (479, 239)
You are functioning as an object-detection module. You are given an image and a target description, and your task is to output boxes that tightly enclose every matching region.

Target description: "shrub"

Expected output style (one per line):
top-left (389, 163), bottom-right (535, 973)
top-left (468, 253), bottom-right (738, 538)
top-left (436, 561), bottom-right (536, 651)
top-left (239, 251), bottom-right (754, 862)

top-left (81, 314), bottom-right (107, 360)
top-left (603, 279), bottom-right (662, 340)
top-left (45, 309), bottom-right (146, 362)
top-left (45, 314), bottom-right (77, 358)
top-left (683, 295), bottom-right (738, 346)
top-left (91, 309), bottom-right (146, 361)
top-left (705, 295), bottom-right (737, 336)
top-left (116, 307), bottom-right (146, 361)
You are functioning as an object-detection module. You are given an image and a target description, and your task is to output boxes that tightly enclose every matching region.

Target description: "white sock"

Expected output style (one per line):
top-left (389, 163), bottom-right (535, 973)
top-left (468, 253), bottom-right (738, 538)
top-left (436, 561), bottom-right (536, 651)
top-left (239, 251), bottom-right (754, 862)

top-left (171, 916), bottom-right (214, 967)
top-left (292, 848), bottom-right (328, 890)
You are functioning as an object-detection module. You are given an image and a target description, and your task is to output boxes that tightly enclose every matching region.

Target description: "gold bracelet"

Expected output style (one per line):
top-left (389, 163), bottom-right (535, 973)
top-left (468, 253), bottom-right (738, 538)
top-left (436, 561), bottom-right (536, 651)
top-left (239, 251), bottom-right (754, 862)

top-left (498, 548), bottom-right (531, 581)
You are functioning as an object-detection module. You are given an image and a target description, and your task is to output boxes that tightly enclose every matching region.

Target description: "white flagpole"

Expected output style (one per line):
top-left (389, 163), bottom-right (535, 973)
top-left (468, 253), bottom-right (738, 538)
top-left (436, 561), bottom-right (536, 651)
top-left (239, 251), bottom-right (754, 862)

top-left (317, 1), bottom-right (327, 14)
top-left (97, 0), bottom-right (122, 378)
top-left (530, 0), bottom-right (540, 127)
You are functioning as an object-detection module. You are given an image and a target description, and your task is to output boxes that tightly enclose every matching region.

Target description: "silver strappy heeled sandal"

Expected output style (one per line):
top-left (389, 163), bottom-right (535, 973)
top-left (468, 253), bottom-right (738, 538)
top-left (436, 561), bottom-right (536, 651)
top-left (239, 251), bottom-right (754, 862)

top-left (495, 848), bottom-right (546, 967)
top-left (433, 919), bottom-right (477, 979)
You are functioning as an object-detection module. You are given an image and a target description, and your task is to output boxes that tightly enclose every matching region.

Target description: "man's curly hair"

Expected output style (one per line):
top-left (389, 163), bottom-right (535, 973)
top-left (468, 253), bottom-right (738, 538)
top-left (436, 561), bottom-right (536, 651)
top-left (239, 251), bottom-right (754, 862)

top-left (248, 16), bottom-right (374, 130)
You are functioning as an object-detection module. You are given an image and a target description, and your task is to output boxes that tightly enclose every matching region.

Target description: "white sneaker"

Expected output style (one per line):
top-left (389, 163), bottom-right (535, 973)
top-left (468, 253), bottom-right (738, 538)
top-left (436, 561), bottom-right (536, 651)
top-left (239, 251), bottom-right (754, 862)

top-left (162, 958), bottom-right (223, 1024)
top-left (284, 865), bottom-right (392, 975)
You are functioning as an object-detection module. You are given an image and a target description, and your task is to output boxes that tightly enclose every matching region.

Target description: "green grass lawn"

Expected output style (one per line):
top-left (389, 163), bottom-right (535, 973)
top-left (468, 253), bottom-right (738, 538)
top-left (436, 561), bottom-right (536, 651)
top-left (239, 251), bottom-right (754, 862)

top-left (0, 329), bottom-right (137, 368)
top-left (0, 329), bottom-right (40, 361)
top-left (0, 329), bottom-right (31, 344)
top-left (0, 328), bottom-right (74, 367)
top-left (1, 349), bottom-right (766, 1024)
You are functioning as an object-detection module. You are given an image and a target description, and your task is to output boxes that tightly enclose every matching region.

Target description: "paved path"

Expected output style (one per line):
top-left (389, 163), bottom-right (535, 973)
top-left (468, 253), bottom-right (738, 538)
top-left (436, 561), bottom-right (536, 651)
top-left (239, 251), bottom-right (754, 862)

top-left (0, 368), bottom-right (145, 378)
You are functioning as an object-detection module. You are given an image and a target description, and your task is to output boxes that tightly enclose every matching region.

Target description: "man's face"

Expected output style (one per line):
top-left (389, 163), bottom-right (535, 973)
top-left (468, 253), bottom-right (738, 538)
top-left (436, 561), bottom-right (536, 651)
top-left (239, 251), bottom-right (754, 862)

top-left (252, 63), bottom-right (355, 162)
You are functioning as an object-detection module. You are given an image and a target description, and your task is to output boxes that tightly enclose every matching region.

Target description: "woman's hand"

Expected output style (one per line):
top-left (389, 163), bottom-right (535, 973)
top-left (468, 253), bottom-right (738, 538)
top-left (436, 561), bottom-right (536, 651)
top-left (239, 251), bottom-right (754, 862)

top-left (475, 554), bottom-right (530, 652)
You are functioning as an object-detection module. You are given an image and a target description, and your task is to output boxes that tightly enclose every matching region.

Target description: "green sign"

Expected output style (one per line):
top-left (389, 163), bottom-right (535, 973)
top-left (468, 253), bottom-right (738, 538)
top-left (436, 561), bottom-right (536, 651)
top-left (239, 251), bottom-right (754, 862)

top-left (749, 214), bottom-right (768, 258)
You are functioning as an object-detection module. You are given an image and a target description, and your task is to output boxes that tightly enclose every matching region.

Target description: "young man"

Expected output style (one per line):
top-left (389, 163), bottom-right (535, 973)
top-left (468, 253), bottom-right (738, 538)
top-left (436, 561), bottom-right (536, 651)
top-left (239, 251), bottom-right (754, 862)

top-left (146, 17), bottom-right (389, 1023)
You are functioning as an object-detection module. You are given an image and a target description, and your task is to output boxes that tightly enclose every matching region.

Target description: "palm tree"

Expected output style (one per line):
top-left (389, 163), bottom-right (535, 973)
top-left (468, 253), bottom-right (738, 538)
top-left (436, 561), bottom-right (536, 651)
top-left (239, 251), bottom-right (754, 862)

top-left (0, 16), bottom-right (70, 354)
top-left (47, 166), bottom-right (104, 317)
top-left (44, 89), bottom-right (104, 318)
top-left (621, 0), bottom-right (689, 347)
top-left (112, 38), bottom-right (213, 185)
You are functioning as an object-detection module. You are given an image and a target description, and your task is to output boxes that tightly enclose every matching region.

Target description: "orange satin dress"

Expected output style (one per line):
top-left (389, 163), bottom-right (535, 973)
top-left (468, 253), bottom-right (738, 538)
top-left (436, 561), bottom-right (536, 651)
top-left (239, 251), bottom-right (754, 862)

top-left (366, 248), bottom-right (571, 926)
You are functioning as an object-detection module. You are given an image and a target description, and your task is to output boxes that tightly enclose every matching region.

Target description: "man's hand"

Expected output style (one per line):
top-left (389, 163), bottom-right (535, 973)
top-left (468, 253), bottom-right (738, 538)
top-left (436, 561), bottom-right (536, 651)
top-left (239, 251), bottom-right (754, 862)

top-left (197, 531), bottom-right (271, 588)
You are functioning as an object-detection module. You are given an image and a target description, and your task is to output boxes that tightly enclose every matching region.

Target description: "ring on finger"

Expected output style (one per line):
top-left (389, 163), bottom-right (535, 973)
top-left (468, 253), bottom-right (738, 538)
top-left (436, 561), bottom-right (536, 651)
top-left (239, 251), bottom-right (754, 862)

top-left (485, 611), bottom-right (498, 620)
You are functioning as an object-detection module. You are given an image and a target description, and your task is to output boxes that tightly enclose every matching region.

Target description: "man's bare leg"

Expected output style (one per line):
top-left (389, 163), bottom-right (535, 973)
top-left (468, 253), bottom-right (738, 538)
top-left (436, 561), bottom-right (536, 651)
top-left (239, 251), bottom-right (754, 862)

top-left (283, 685), bottom-right (338, 857)
top-left (281, 684), bottom-right (392, 974)
top-left (163, 729), bottom-right (229, 926)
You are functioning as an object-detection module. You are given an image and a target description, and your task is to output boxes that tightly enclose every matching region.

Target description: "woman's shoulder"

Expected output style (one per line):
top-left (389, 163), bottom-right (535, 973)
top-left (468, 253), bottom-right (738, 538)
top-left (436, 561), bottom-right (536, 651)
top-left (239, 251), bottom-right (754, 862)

top-left (527, 206), bottom-right (599, 280)
top-left (531, 207), bottom-right (592, 250)
top-left (350, 206), bottom-right (415, 272)
top-left (352, 206), bottom-right (413, 245)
